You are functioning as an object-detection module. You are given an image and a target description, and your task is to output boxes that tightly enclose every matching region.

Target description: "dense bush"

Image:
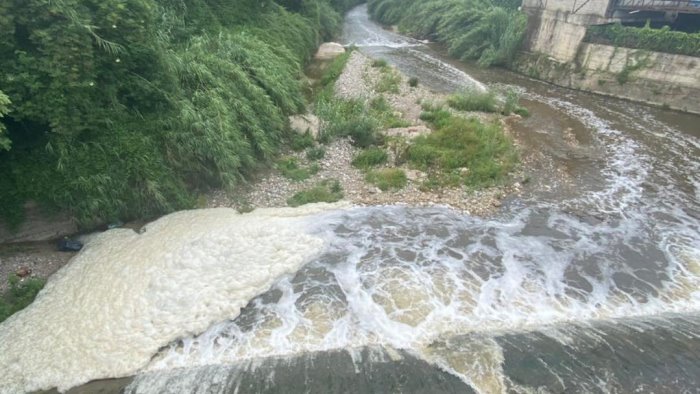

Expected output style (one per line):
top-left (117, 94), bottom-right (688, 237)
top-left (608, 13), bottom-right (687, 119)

top-left (367, 0), bottom-right (527, 67)
top-left (0, 0), bottom-right (362, 228)
top-left (586, 22), bottom-right (700, 57)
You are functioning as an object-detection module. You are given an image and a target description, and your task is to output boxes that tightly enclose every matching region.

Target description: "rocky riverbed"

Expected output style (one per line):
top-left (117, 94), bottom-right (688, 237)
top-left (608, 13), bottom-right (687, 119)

top-left (209, 51), bottom-right (529, 216)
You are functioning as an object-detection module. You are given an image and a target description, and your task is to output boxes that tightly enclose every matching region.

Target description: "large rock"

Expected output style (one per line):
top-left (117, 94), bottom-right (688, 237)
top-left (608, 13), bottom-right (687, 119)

top-left (289, 114), bottom-right (320, 139)
top-left (0, 201), bottom-right (77, 244)
top-left (314, 42), bottom-right (346, 60)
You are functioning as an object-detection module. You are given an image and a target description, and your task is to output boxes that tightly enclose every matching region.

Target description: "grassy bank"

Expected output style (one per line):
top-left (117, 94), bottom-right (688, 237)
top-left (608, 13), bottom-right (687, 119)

top-left (0, 0), bottom-right (361, 229)
top-left (367, 0), bottom-right (527, 67)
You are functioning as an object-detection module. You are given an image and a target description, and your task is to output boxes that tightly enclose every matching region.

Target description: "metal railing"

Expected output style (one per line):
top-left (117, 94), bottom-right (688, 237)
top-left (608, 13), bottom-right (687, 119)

top-left (615, 0), bottom-right (700, 12)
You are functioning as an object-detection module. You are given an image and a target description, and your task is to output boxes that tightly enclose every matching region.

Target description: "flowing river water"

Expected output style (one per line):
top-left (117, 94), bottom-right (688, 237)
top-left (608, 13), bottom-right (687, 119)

top-left (2, 5), bottom-right (699, 394)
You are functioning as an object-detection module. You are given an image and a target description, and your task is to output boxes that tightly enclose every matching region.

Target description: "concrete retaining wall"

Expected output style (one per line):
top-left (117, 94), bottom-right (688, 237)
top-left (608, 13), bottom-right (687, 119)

top-left (514, 44), bottom-right (700, 114)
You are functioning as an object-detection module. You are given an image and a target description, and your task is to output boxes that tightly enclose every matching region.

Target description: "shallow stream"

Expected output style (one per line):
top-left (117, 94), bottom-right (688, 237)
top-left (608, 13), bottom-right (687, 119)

top-left (4, 5), bottom-right (699, 394)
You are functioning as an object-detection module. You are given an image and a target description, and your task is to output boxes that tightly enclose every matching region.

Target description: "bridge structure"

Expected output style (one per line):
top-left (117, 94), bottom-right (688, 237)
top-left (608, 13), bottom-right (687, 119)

top-left (521, 0), bottom-right (699, 62)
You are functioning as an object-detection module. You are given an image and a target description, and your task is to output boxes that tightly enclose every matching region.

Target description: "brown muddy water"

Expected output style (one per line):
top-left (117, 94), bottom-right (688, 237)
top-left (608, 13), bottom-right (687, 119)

top-left (15, 4), bottom-right (700, 394)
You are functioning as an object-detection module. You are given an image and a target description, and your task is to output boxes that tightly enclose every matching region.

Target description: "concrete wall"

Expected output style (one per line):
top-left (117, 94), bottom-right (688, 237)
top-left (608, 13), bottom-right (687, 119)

top-left (514, 45), bottom-right (700, 114)
top-left (519, 0), bottom-right (700, 113)
top-left (522, 0), bottom-right (613, 63)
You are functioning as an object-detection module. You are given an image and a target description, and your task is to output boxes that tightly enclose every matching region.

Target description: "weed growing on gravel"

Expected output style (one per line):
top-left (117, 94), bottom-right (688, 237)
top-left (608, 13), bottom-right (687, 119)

top-left (369, 96), bottom-right (411, 128)
top-left (278, 157), bottom-right (319, 181)
top-left (316, 94), bottom-right (381, 147)
top-left (0, 275), bottom-right (45, 323)
top-left (289, 132), bottom-right (315, 151)
top-left (287, 180), bottom-right (343, 206)
top-left (306, 147), bottom-right (326, 161)
top-left (376, 70), bottom-right (401, 94)
top-left (408, 114), bottom-right (517, 188)
top-left (447, 89), bottom-right (499, 113)
top-left (366, 168), bottom-right (407, 191)
top-left (352, 147), bottom-right (389, 169)
top-left (371, 59), bottom-right (388, 68)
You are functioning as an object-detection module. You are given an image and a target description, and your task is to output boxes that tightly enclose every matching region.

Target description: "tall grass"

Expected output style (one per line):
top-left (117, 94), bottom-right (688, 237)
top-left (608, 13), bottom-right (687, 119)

top-left (368, 0), bottom-right (526, 67)
top-left (408, 111), bottom-right (518, 188)
top-left (0, 0), bottom-right (363, 228)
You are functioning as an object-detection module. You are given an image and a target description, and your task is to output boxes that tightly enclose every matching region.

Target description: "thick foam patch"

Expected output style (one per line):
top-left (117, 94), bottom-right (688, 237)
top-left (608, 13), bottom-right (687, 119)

top-left (0, 205), bottom-right (341, 393)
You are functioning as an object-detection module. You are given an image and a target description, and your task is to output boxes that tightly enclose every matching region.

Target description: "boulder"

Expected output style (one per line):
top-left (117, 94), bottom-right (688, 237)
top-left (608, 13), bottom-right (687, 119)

top-left (289, 114), bottom-right (320, 139)
top-left (314, 42), bottom-right (346, 60)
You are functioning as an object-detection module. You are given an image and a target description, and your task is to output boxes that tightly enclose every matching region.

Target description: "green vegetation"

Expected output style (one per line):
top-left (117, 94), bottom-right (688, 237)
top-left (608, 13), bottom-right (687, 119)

top-left (320, 48), bottom-right (355, 87)
top-left (586, 22), bottom-right (700, 57)
top-left (368, 0), bottom-right (527, 67)
top-left (352, 147), bottom-right (389, 169)
top-left (408, 77), bottom-right (419, 87)
top-left (287, 180), bottom-right (344, 206)
top-left (369, 96), bottom-right (411, 128)
top-left (366, 168), bottom-right (407, 191)
top-left (448, 90), bottom-right (499, 112)
top-left (316, 95), bottom-right (381, 147)
top-left (0, 275), bottom-right (45, 323)
top-left (503, 90), bottom-right (530, 116)
top-left (371, 59), bottom-right (389, 68)
top-left (277, 157), bottom-right (319, 181)
top-left (616, 53), bottom-right (651, 85)
top-left (376, 69), bottom-right (402, 94)
top-left (289, 132), bottom-right (316, 152)
top-left (408, 109), bottom-right (518, 188)
top-left (306, 146), bottom-right (326, 161)
top-left (0, 0), bottom-right (362, 229)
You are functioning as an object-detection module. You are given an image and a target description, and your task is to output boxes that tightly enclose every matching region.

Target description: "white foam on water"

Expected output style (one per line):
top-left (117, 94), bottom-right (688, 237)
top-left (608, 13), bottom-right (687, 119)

top-left (143, 202), bottom-right (700, 393)
top-left (0, 204), bottom-right (346, 393)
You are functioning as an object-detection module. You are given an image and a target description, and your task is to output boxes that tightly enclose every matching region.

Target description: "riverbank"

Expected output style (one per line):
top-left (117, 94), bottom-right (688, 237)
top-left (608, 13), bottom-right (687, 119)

top-left (0, 51), bottom-right (530, 297)
top-left (207, 51), bottom-right (527, 216)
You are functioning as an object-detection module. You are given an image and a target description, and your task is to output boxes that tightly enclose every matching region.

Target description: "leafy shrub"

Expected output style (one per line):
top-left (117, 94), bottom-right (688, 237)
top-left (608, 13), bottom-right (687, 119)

top-left (290, 132), bottom-right (315, 151)
top-left (376, 70), bottom-right (401, 94)
top-left (366, 168), bottom-right (407, 191)
top-left (287, 180), bottom-right (344, 206)
top-left (316, 95), bottom-right (381, 147)
top-left (0, 275), bottom-right (45, 323)
top-left (352, 147), bottom-right (389, 169)
top-left (306, 146), bottom-right (326, 161)
top-left (408, 77), bottom-right (419, 87)
top-left (447, 89), bottom-right (499, 112)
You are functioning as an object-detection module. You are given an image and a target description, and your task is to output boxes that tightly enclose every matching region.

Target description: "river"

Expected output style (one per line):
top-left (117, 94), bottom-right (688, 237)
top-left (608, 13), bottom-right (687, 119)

top-left (7, 4), bottom-right (700, 394)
